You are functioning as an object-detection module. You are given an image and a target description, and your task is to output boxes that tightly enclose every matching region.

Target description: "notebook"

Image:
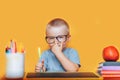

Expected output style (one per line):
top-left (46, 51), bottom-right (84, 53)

top-left (26, 72), bottom-right (99, 78)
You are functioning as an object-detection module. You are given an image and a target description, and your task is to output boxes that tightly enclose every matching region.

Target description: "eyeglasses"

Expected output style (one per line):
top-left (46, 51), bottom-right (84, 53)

top-left (45, 35), bottom-right (69, 44)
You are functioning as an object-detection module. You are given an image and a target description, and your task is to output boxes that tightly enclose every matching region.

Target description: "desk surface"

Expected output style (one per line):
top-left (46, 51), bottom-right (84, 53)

top-left (26, 72), bottom-right (99, 78)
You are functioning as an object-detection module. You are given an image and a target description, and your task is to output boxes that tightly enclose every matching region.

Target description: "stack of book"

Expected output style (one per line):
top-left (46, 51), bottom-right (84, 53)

top-left (97, 62), bottom-right (120, 77)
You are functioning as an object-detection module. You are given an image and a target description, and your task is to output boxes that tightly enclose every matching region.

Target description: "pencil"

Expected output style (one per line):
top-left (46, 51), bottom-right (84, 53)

top-left (38, 47), bottom-right (41, 58)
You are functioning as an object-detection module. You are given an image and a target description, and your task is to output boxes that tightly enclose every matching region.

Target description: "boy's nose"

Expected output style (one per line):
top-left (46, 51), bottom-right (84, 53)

top-left (54, 38), bottom-right (59, 43)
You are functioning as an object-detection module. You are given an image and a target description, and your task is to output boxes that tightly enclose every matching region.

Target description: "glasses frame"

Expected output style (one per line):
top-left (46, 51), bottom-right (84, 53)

top-left (45, 35), bottom-right (69, 44)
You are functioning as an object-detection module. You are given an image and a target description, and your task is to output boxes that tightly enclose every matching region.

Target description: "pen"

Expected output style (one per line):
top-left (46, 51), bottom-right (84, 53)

top-left (40, 60), bottom-right (44, 72)
top-left (40, 66), bottom-right (44, 72)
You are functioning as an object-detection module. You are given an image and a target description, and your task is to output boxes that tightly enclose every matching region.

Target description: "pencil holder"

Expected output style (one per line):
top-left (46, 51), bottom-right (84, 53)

top-left (5, 53), bottom-right (25, 79)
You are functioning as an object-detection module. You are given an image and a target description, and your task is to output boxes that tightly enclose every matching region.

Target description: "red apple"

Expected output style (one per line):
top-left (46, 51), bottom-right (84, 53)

top-left (103, 46), bottom-right (119, 61)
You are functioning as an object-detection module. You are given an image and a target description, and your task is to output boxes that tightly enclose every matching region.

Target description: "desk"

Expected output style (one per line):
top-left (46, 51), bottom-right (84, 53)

top-left (26, 72), bottom-right (102, 80)
top-left (1, 72), bottom-right (103, 80)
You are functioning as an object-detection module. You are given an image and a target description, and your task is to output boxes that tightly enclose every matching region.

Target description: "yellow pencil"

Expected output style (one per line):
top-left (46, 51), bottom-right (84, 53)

top-left (38, 47), bottom-right (41, 58)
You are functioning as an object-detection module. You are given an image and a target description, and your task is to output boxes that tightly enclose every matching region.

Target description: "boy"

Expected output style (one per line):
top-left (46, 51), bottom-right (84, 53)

top-left (35, 18), bottom-right (80, 72)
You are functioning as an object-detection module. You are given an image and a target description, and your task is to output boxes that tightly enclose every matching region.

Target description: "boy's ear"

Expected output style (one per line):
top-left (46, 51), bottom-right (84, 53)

top-left (67, 35), bottom-right (71, 41)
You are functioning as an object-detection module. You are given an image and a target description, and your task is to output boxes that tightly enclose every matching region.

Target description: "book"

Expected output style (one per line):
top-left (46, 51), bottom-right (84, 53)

top-left (101, 70), bottom-right (120, 75)
top-left (102, 62), bottom-right (120, 66)
top-left (102, 66), bottom-right (120, 70)
top-left (102, 74), bottom-right (120, 77)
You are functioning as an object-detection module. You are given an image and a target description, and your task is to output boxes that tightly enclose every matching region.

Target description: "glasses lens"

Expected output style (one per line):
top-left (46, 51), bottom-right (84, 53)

top-left (46, 37), bottom-right (55, 44)
top-left (57, 35), bottom-right (67, 42)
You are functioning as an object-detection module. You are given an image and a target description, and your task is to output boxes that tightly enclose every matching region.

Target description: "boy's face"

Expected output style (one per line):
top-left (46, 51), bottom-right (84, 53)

top-left (46, 25), bottom-right (70, 49)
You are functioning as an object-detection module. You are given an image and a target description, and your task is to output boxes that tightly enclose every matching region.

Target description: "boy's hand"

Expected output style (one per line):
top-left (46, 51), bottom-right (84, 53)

top-left (35, 60), bottom-right (46, 72)
top-left (51, 42), bottom-right (63, 55)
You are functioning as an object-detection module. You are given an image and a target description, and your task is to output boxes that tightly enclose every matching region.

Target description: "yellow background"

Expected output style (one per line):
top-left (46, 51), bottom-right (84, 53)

top-left (0, 0), bottom-right (120, 77)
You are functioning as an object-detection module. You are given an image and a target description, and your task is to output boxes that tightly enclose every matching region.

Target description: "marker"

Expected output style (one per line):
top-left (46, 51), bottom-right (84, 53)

top-left (10, 40), bottom-right (13, 53)
top-left (14, 42), bottom-right (17, 53)
top-left (10, 40), bottom-right (13, 48)
top-left (12, 41), bottom-right (17, 53)
top-left (5, 46), bottom-right (11, 53)
top-left (10, 40), bottom-right (15, 53)
top-left (21, 48), bottom-right (25, 53)
top-left (18, 43), bottom-right (25, 53)
top-left (7, 48), bottom-right (11, 53)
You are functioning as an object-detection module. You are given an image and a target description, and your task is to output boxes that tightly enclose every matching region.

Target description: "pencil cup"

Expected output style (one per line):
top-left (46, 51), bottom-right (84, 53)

top-left (6, 53), bottom-right (25, 79)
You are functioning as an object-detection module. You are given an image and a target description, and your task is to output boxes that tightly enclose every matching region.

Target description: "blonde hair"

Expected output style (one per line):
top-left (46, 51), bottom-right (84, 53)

top-left (46, 18), bottom-right (70, 34)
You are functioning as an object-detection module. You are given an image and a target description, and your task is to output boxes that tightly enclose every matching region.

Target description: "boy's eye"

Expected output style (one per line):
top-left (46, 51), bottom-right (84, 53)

top-left (57, 36), bottom-right (66, 41)
top-left (48, 37), bottom-right (54, 39)
top-left (58, 36), bottom-right (64, 38)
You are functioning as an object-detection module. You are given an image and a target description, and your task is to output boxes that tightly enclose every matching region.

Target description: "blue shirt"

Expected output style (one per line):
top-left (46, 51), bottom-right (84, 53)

top-left (39, 48), bottom-right (80, 72)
